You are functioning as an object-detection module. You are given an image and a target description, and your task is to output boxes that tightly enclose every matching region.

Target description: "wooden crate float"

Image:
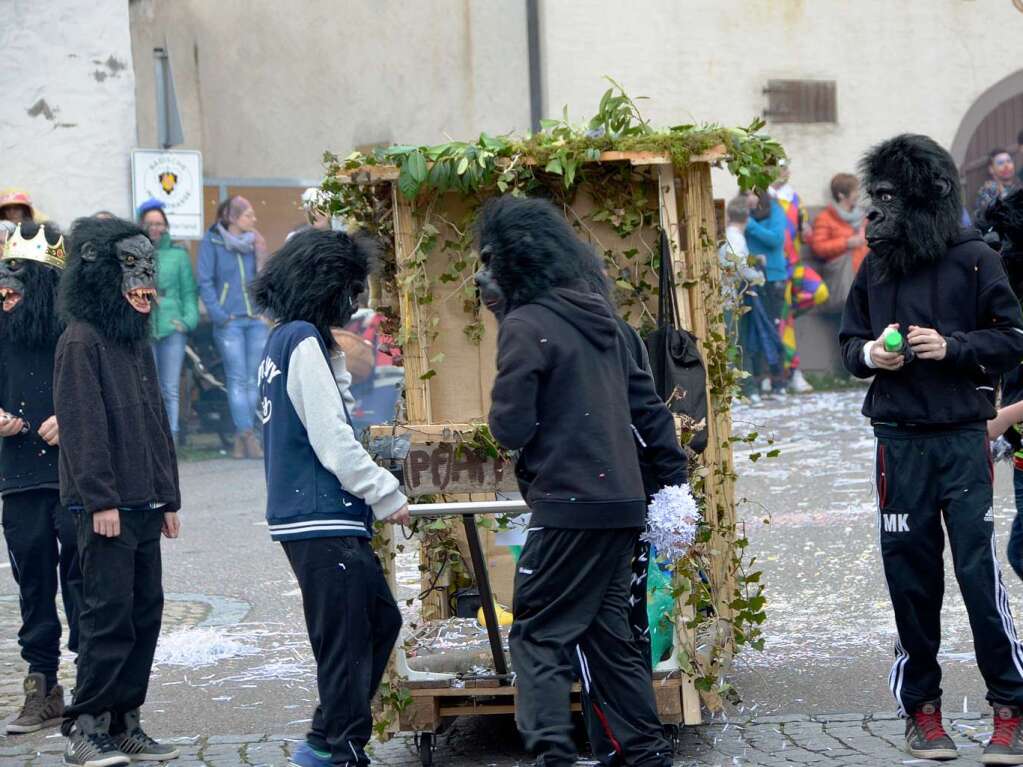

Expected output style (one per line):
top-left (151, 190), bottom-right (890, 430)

top-left (344, 147), bottom-right (739, 733)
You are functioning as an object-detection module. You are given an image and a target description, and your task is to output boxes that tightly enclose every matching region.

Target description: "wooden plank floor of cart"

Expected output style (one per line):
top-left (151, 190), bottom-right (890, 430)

top-left (398, 670), bottom-right (685, 733)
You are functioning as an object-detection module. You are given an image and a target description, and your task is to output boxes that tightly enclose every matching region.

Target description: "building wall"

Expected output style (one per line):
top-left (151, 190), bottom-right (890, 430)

top-left (540, 0), bottom-right (1023, 206)
top-left (0, 0), bottom-right (137, 225)
top-left (129, 0), bottom-right (532, 181)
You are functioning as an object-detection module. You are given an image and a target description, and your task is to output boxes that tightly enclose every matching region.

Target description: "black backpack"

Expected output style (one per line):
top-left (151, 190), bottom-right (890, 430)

top-left (643, 232), bottom-right (709, 454)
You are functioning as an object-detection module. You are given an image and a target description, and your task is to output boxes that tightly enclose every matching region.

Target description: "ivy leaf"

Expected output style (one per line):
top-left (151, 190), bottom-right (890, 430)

top-left (407, 150), bottom-right (428, 183)
top-left (397, 166), bottom-right (420, 200)
top-left (456, 156), bottom-right (470, 175)
top-left (545, 158), bottom-right (563, 175)
top-left (419, 369), bottom-right (437, 381)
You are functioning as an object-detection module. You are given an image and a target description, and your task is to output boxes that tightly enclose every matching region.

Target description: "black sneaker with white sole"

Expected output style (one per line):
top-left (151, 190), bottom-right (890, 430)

top-left (63, 712), bottom-right (130, 767)
top-left (112, 709), bottom-right (179, 762)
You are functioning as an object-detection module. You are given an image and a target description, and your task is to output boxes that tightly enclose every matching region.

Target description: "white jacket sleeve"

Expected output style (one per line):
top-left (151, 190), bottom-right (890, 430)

top-left (286, 337), bottom-right (406, 520)
top-left (329, 350), bottom-right (357, 412)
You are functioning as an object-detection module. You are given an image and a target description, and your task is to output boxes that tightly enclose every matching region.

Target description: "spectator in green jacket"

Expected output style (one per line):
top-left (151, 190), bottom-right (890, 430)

top-left (138, 199), bottom-right (199, 444)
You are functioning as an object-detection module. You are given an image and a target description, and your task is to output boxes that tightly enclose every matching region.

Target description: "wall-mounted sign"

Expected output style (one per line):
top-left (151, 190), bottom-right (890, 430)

top-left (131, 149), bottom-right (203, 239)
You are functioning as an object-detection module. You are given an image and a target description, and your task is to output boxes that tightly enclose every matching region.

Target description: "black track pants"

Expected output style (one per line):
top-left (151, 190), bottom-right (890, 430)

top-left (1, 488), bottom-right (81, 688)
top-left (511, 527), bottom-right (671, 767)
top-left (875, 425), bottom-right (1023, 715)
top-left (282, 536), bottom-right (402, 767)
top-left (65, 510), bottom-right (164, 726)
top-left (576, 538), bottom-right (653, 766)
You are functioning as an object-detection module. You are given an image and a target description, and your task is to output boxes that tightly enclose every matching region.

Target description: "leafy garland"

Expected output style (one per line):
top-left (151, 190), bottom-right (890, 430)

top-left (320, 79), bottom-right (784, 727)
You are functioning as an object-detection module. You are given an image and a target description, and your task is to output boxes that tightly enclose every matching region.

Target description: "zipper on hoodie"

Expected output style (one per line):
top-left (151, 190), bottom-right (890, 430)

top-left (236, 253), bottom-right (253, 317)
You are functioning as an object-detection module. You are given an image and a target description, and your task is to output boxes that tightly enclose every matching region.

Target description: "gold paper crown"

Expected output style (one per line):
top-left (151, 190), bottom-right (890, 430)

top-left (1, 223), bottom-right (66, 270)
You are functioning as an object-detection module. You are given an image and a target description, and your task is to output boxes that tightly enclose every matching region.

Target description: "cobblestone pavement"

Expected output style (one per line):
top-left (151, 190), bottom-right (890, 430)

top-left (0, 711), bottom-right (1009, 765)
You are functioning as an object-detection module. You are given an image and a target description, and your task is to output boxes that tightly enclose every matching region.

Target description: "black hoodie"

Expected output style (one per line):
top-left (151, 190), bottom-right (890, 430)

top-left (840, 229), bottom-right (1023, 426)
top-left (488, 287), bottom-right (687, 529)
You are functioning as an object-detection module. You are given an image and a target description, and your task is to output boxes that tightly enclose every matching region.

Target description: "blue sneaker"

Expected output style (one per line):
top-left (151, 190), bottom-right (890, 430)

top-left (289, 742), bottom-right (331, 767)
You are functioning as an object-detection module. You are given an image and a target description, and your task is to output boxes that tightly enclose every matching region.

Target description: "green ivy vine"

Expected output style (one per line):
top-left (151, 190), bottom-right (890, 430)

top-left (321, 78), bottom-right (784, 719)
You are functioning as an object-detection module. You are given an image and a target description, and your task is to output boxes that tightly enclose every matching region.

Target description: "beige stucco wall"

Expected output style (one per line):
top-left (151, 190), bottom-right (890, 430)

top-left (127, 0), bottom-right (1023, 208)
top-left (130, 0), bottom-right (531, 180)
top-left (0, 0), bottom-right (137, 225)
top-left (541, 0), bottom-right (1023, 206)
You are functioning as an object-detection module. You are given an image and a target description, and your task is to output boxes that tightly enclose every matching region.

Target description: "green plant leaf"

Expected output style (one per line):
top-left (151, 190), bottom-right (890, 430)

top-left (456, 156), bottom-right (470, 175)
top-left (407, 150), bottom-right (428, 183)
top-left (545, 158), bottom-right (563, 175)
top-left (397, 167), bottom-right (420, 200)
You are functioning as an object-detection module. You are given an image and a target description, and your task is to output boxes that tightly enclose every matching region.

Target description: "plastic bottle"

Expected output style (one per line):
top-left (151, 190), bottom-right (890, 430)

top-left (882, 327), bottom-right (914, 362)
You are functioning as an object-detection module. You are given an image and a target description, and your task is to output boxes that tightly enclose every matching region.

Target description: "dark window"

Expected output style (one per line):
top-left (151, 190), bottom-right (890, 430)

top-left (763, 80), bottom-right (837, 124)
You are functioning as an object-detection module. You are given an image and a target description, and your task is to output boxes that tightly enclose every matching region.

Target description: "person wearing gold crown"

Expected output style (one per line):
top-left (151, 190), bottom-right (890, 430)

top-left (0, 221), bottom-right (81, 735)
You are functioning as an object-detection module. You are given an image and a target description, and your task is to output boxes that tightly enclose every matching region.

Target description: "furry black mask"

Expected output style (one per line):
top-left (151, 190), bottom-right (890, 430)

top-left (60, 217), bottom-right (156, 344)
top-left (979, 188), bottom-right (1023, 300)
top-left (860, 134), bottom-right (963, 282)
top-left (474, 196), bottom-right (592, 313)
top-left (250, 228), bottom-right (374, 350)
top-left (0, 222), bottom-right (64, 348)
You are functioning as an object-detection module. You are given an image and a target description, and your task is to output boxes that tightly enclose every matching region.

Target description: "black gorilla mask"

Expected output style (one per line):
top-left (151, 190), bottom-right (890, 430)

top-left (474, 245), bottom-right (507, 321)
top-left (473, 195), bottom-right (594, 315)
top-left (61, 217), bottom-right (155, 344)
top-left (860, 134), bottom-right (963, 282)
top-left (0, 259), bottom-right (63, 348)
top-left (250, 228), bottom-right (374, 351)
top-left (979, 189), bottom-right (1023, 300)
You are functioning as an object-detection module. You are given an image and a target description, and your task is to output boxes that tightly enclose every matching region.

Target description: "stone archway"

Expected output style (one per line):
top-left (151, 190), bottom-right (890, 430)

top-left (950, 69), bottom-right (1023, 216)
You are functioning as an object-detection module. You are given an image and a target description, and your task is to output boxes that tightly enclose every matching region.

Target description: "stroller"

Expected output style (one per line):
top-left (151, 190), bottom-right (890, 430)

top-left (177, 321), bottom-right (235, 450)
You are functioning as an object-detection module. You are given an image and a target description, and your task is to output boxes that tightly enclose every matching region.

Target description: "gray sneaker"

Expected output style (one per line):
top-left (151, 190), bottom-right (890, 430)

top-left (982, 703), bottom-right (1023, 765)
top-left (112, 709), bottom-right (179, 762)
top-left (64, 713), bottom-right (130, 767)
top-left (5, 673), bottom-right (64, 733)
top-left (905, 699), bottom-right (957, 761)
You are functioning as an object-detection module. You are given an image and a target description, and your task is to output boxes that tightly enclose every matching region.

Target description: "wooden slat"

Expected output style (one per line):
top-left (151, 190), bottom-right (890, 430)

top-left (332, 165), bottom-right (401, 184)
top-left (656, 165), bottom-right (692, 325)
top-left (680, 162), bottom-right (736, 712)
top-left (392, 187), bottom-right (432, 425)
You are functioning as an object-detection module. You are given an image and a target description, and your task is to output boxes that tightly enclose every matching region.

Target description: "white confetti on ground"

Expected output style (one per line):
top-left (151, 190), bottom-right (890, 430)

top-left (153, 627), bottom-right (261, 668)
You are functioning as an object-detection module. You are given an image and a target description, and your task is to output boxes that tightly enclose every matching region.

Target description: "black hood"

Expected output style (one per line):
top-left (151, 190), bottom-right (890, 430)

top-left (949, 227), bottom-right (984, 249)
top-left (529, 285), bottom-right (618, 351)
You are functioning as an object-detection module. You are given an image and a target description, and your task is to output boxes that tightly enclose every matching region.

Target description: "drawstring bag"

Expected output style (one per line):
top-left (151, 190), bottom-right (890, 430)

top-left (644, 232), bottom-right (709, 454)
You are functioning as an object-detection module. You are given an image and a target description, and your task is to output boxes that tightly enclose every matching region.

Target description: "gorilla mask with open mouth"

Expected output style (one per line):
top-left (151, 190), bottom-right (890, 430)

top-left (860, 134), bottom-right (963, 282)
top-left (0, 222), bottom-right (64, 348)
top-left (60, 216), bottom-right (157, 344)
top-left (250, 228), bottom-right (375, 350)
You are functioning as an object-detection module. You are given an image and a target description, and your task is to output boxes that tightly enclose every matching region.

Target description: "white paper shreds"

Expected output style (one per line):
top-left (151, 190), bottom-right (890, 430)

top-left (643, 484), bottom-right (700, 562)
top-left (153, 628), bottom-right (260, 668)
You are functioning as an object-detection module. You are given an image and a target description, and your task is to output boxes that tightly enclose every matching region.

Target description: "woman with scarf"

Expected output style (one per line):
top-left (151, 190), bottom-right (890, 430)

top-left (197, 196), bottom-right (270, 459)
top-left (812, 173), bottom-right (869, 274)
top-left (138, 199), bottom-right (199, 446)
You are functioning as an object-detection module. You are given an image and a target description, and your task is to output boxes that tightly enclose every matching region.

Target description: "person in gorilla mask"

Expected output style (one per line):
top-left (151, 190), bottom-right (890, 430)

top-left (841, 134), bottom-right (1023, 765)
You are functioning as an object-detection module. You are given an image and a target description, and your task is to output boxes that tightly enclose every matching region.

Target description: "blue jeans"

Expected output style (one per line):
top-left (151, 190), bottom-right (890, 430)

top-left (213, 317), bottom-right (268, 434)
top-left (1011, 468), bottom-right (1023, 580)
top-left (152, 331), bottom-right (188, 438)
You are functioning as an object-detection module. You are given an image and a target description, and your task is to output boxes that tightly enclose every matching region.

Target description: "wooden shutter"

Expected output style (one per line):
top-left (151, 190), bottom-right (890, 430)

top-left (763, 80), bottom-right (837, 124)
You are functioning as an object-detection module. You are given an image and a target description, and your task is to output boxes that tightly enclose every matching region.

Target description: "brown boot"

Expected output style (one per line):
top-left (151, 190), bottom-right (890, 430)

top-left (232, 434), bottom-right (246, 459)
top-left (244, 430), bottom-right (263, 459)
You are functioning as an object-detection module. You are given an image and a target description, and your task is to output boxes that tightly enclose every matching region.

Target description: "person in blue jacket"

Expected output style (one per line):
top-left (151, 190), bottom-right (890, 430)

top-left (197, 196), bottom-right (269, 459)
top-left (250, 228), bottom-right (409, 767)
top-left (744, 189), bottom-right (788, 395)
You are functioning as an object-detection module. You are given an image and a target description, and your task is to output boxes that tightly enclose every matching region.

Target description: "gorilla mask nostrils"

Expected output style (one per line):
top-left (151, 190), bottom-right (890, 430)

top-left (864, 181), bottom-right (900, 254)
top-left (0, 260), bottom-right (25, 312)
top-left (116, 234), bottom-right (157, 314)
top-left (474, 245), bottom-right (507, 320)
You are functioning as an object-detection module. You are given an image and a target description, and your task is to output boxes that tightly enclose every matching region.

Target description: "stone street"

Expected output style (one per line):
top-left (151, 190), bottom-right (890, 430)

top-left (3, 388), bottom-right (1023, 765)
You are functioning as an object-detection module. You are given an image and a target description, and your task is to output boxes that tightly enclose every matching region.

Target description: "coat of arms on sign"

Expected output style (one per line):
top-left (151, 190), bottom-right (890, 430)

top-left (159, 172), bottom-right (179, 194)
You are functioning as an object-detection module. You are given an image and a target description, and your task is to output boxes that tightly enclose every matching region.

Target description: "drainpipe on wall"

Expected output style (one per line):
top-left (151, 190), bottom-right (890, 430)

top-left (526, 0), bottom-right (542, 132)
